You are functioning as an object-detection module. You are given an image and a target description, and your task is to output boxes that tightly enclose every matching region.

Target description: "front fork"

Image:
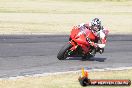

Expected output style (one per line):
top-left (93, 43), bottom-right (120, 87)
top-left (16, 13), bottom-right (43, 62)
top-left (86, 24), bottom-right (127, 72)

top-left (68, 40), bottom-right (78, 56)
top-left (68, 40), bottom-right (88, 56)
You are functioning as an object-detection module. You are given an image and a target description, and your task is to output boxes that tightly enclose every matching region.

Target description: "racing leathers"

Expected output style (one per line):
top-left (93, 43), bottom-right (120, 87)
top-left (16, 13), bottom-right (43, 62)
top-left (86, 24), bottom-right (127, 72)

top-left (77, 23), bottom-right (109, 54)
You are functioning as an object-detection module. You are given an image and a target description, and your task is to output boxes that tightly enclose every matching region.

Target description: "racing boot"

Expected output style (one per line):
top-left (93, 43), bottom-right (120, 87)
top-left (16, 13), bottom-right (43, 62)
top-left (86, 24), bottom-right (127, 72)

top-left (96, 48), bottom-right (104, 54)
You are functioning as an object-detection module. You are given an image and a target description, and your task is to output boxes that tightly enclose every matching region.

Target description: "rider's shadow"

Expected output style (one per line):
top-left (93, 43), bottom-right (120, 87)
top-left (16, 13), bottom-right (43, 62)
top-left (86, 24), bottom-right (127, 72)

top-left (85, 57), bottom-right (107, 62)
top-left (67, 57), bottom-right (107, 62)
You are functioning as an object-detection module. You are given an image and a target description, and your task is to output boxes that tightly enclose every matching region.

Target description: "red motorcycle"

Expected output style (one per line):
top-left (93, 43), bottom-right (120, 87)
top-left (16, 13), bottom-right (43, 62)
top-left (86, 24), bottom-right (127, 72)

top-left (57, 26), bottom-right (103, 60)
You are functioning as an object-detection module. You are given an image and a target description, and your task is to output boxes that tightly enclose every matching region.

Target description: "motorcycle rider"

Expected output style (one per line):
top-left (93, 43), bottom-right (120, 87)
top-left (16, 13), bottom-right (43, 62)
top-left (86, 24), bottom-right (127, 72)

top-left (76, 18), bottom-right (109, 56)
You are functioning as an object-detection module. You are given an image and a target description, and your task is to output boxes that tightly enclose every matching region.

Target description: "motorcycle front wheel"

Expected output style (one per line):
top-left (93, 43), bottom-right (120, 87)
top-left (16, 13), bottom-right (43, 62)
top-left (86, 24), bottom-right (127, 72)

top-left (57, 43), bottom-right (72, 60)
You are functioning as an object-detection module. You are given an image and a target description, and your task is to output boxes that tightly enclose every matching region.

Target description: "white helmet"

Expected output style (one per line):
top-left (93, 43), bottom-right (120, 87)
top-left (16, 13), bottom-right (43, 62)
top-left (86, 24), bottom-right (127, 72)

top-left (91, 18), bottom-right (101, 32)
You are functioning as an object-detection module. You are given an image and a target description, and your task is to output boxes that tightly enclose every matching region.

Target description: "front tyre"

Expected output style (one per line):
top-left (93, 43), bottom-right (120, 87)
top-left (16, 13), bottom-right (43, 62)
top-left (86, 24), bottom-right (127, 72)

top-left (57, 43), bottom-right (72, 60)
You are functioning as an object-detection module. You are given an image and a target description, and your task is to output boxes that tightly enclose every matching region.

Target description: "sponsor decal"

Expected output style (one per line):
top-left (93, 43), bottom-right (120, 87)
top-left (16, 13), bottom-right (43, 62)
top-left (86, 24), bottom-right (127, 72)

top-left (78, 68), bottom-right (131, 86)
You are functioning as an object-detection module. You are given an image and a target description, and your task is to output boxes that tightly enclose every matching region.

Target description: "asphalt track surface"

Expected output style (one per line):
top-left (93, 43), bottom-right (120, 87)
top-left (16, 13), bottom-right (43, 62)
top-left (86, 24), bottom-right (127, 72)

top-left (0, 34), bottom-right (132, 78)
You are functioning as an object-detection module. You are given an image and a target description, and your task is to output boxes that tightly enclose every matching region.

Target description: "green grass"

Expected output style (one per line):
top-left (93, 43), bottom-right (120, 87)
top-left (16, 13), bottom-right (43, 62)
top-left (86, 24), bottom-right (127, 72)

top-left (0, 69), bottom-right (132, 88)
top-left (0, 0), bottom-right (132, 34)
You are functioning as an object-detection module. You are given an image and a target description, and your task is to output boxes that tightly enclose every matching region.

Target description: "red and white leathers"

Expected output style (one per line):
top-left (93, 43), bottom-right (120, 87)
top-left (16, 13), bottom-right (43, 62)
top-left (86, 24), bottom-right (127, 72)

top-left (77, 23), bottom-right (109, 49)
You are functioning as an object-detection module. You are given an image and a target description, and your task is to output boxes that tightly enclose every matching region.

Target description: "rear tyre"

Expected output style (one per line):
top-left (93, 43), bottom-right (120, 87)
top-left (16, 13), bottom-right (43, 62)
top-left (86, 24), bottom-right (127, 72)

top-left (57, 43), bottom-right (72, 60)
